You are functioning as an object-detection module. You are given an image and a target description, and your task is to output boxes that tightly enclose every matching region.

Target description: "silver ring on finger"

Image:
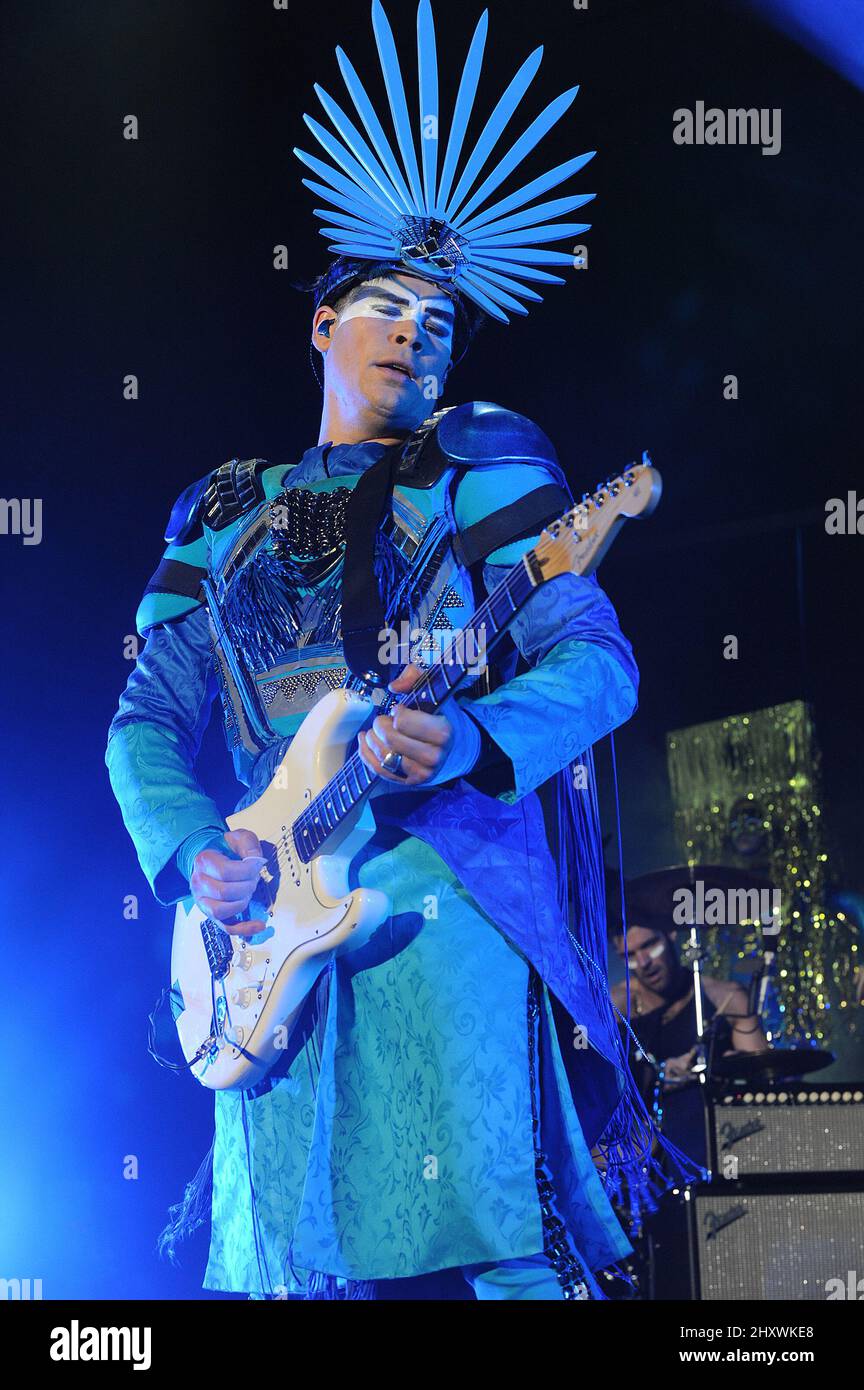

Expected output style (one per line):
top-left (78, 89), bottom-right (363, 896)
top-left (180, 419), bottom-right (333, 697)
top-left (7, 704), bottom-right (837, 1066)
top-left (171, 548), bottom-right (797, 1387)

top-left (381, 750), bottom-right (405, 776)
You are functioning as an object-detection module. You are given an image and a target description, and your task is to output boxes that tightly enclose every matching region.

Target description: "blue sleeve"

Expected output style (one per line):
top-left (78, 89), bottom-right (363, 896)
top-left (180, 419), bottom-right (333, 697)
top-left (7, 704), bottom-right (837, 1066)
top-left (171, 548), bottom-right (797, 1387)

top-left (452, 463), bottom-right (639, 798)
top-left (105, 605), bottom-right (229, 906)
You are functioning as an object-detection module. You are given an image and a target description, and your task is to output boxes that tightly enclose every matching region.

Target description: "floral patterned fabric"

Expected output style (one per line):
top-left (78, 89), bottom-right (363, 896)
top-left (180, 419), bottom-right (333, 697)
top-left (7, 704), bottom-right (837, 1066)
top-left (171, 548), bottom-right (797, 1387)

top-left (205, 829), bottom-right (631, 1291)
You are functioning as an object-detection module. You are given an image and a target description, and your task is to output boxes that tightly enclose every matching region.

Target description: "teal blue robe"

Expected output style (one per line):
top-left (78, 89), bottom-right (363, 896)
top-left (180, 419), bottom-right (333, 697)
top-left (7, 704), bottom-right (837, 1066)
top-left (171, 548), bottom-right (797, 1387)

top-left (106, 431), bottom-right (640, 1294)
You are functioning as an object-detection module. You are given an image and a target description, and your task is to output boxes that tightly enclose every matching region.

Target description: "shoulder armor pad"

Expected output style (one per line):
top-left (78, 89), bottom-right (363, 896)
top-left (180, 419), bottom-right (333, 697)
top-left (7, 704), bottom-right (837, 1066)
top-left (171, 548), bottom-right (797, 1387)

top-left (164, 470), bottom-right (212, 545)
top-left (165, 458), bottom-right (272, 544)
top-left (437, 401), bottom-right (563, 485)
top-left (396, 402), bottom-right (566, 492)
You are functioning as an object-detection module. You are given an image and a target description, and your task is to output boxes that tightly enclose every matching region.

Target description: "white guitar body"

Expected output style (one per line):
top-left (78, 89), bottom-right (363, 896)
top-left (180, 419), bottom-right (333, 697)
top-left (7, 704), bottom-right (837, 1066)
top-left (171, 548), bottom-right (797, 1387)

top-left (171, 688), bottom-right (389, 1091)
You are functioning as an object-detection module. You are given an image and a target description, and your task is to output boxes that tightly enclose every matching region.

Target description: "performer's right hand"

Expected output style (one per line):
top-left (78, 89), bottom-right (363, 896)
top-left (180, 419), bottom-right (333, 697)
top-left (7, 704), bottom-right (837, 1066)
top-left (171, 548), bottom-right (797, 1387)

top-left (191, 828), bottom-right (266, 933)
top-left (663, 1046), bottom-right (698, 1085)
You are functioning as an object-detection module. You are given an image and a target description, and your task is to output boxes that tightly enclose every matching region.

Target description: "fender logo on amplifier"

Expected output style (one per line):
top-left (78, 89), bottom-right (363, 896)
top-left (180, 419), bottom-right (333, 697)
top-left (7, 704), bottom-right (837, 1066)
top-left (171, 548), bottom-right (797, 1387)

top-left (704, 1204), bottom-right (748, 1240)
top-left (719, 1118), bottom-right (766, 1150)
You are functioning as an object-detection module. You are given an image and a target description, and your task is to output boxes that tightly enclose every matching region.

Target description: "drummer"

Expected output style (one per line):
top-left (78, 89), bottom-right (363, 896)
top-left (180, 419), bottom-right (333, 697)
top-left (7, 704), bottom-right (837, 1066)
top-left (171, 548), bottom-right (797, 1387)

top-left (610, 913), bottom-right (770, 1282)
top-left (611, 916), bottom-right (770, 1086)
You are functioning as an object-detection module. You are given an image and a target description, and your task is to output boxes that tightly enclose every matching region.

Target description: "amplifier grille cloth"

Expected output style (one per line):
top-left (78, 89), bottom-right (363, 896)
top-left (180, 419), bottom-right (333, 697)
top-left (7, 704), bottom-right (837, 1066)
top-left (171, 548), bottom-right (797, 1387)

top-left (695, 1190), bottom-right (864, 1300)
top-left (714, 1097), bottom-right (864, 1174)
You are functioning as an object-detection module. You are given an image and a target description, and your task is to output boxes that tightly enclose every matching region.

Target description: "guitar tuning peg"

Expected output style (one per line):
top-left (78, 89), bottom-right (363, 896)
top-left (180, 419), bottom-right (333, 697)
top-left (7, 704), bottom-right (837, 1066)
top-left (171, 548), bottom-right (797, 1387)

top-left (642, 450), bottom-right (653, 466)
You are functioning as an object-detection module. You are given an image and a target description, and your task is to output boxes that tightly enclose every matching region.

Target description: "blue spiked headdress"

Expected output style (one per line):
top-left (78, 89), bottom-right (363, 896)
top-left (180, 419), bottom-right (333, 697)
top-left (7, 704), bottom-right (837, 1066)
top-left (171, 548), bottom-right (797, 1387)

top-left (294, 0), bottom-right (596, 331)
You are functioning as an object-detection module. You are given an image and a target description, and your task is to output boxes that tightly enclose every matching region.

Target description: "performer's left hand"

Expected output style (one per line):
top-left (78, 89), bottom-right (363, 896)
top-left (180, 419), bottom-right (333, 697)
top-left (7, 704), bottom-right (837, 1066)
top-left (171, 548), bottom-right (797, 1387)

top-left (359, 663), bottom-right (479, 788)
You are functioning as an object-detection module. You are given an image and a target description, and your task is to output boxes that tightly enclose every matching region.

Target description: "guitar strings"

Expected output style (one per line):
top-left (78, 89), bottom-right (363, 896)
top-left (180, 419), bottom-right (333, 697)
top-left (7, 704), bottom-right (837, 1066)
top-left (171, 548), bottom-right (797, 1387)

top-left (291, 537), bottom-right (539, 839)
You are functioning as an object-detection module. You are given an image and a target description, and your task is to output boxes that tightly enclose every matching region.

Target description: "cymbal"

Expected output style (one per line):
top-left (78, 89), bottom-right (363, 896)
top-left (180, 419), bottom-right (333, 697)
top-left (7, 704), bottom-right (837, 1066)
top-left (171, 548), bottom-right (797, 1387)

top-left (610, 863), bottom-right (775, 930)
top-left (710, 1048), bottom-right (834, 1082)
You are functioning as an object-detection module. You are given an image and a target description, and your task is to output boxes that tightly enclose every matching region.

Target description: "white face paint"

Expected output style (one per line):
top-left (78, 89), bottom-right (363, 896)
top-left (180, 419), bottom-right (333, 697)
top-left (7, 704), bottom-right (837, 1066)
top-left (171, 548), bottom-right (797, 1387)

top-left (627, 938), bottom-right (666, 970)
top-left (333, 275), bottom-right (455, 351)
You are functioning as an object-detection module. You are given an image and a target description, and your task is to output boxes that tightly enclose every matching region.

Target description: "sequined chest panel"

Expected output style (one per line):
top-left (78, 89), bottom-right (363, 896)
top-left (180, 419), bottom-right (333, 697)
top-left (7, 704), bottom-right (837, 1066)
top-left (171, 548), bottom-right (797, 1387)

top-left (203, 463), bottom-right (478, 769)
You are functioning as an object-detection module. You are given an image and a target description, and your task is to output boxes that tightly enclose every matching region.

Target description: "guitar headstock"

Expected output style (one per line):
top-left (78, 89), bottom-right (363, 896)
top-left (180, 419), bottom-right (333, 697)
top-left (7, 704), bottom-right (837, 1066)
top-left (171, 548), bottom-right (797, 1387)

top-left (531, 453), bottom-right (662, 581)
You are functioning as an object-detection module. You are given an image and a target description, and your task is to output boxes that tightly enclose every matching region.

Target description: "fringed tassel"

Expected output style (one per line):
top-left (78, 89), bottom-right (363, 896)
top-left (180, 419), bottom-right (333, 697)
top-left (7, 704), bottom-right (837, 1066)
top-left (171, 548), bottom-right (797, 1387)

top-left (222, 544), bottom-right (309, 669)
top-left (304, 1272), bottom-right (377, 1300)
top-left (556, 749), bottom-right (615, 1020)
top-left (374, 527), bottom-right (412, 616)
top-left (379, 512), bottom-right (452, 632)
top-left (314, 564), bottom-right (346, 646)
top-left (221, 524), bottom-right (412, 676)
top-left (554, 756), bottom-right (708, 1235)
top-left (593, 1088), bottom-right (707, 1238)
top-left (157, 1137), bottom-right (215, 1265)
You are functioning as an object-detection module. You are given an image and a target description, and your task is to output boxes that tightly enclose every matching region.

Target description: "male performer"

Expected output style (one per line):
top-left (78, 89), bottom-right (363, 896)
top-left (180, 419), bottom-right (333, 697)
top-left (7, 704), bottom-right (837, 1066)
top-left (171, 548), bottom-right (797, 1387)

top-left (612, 917), bottom-right (769, 1166)
top-left (612, 919), bottom-right (770, 1071)
top-left (106, 1), bottom-right (670, 1299)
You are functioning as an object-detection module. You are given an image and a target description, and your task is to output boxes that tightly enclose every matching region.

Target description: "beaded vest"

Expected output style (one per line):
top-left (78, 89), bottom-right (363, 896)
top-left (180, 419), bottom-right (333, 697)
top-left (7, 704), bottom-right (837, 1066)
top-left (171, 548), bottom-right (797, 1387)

top-left (201, 421), bottom-right (491, 783)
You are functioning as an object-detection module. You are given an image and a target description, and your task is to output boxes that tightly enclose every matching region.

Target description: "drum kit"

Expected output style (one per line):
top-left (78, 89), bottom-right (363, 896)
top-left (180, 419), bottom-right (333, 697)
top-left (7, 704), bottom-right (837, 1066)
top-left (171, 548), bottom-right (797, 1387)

top-left (611, 861), bottom-right (834, 1085)
top-left (604, 862), bottom-right (836, 1300)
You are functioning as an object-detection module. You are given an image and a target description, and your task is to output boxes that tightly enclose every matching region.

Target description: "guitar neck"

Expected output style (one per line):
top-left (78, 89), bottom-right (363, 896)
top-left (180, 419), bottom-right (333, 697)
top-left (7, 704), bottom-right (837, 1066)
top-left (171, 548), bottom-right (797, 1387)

top-left (293, 551), bottom-right (539, 860)
top-left (398, 553), bottom-right (538, 715)
top-left (292, 458), bottom-right (660, 862)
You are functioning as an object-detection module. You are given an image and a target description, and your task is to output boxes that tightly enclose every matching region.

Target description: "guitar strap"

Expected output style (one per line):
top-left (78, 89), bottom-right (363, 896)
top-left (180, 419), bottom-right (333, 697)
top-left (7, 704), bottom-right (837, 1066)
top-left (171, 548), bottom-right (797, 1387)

top-left (340, 441), bottom-right (405, 683)
top-left (341, 417), bottom-right (571, 686)
top-left (451, 480), bottom-right (571, 572)
top-left (340, 405), bottom-right (454, 682)
top-left (445, 466), bottom-right (573, 695)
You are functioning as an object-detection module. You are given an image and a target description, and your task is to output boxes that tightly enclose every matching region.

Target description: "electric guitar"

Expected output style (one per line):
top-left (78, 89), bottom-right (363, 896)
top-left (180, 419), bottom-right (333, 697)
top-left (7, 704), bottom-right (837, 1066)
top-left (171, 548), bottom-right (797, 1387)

top-left (171, 457), bottom-right (662, 1089)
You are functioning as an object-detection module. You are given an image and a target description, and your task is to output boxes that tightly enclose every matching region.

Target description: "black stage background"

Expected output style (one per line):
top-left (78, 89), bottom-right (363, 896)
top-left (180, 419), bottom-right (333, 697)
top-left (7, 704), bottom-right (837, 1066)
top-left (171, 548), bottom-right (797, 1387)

top-left (1, 0), bottom-right (861, 1304)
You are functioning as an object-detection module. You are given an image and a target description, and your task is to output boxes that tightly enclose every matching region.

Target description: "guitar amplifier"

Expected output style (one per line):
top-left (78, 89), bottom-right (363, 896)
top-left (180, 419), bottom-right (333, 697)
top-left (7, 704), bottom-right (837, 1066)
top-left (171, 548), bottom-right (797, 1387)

top-left (711, 1085), bottom-right (864, 1177)
top-left (692, 1187), bottom-right (864, 1300)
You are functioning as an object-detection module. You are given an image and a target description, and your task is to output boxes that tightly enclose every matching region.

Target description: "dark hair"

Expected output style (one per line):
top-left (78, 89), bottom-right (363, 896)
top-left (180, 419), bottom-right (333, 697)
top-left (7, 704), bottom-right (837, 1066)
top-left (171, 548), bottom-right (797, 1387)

top-left (612, 909), bottom-right (675, 941)
top-left (313, 277), bottom-right (364, 320)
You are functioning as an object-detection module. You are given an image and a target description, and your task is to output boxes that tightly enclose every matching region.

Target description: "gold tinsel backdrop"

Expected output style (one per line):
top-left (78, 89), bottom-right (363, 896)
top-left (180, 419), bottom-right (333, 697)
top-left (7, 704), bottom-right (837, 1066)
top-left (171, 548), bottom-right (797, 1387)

top-left (666, 700), bottom-right (860, 1046)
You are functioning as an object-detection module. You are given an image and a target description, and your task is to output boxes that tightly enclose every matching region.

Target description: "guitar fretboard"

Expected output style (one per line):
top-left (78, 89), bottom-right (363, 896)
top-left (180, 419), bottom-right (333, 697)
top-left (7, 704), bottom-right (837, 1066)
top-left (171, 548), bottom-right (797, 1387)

top-left (292, 549), bottom-right (539, 861)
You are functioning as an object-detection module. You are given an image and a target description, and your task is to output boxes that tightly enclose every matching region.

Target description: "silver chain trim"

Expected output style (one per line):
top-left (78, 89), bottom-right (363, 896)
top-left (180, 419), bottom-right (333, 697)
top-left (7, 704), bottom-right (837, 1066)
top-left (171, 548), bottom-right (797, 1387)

top-left (527, 970), bottom-right (594, 1300)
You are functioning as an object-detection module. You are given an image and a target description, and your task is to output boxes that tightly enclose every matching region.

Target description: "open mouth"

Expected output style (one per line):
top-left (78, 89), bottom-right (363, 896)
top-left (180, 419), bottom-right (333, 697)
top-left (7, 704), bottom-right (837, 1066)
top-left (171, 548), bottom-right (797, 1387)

top-left (376, 361), bottom-right (414, 381)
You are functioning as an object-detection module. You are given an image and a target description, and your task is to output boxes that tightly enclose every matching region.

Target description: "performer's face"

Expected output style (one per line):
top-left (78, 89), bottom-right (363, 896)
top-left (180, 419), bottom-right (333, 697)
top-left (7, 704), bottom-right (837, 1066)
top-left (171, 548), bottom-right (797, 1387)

top-left (312, 271), bottom-right (455, 432)
top-left (618, 925), bottom-right (676, 993)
